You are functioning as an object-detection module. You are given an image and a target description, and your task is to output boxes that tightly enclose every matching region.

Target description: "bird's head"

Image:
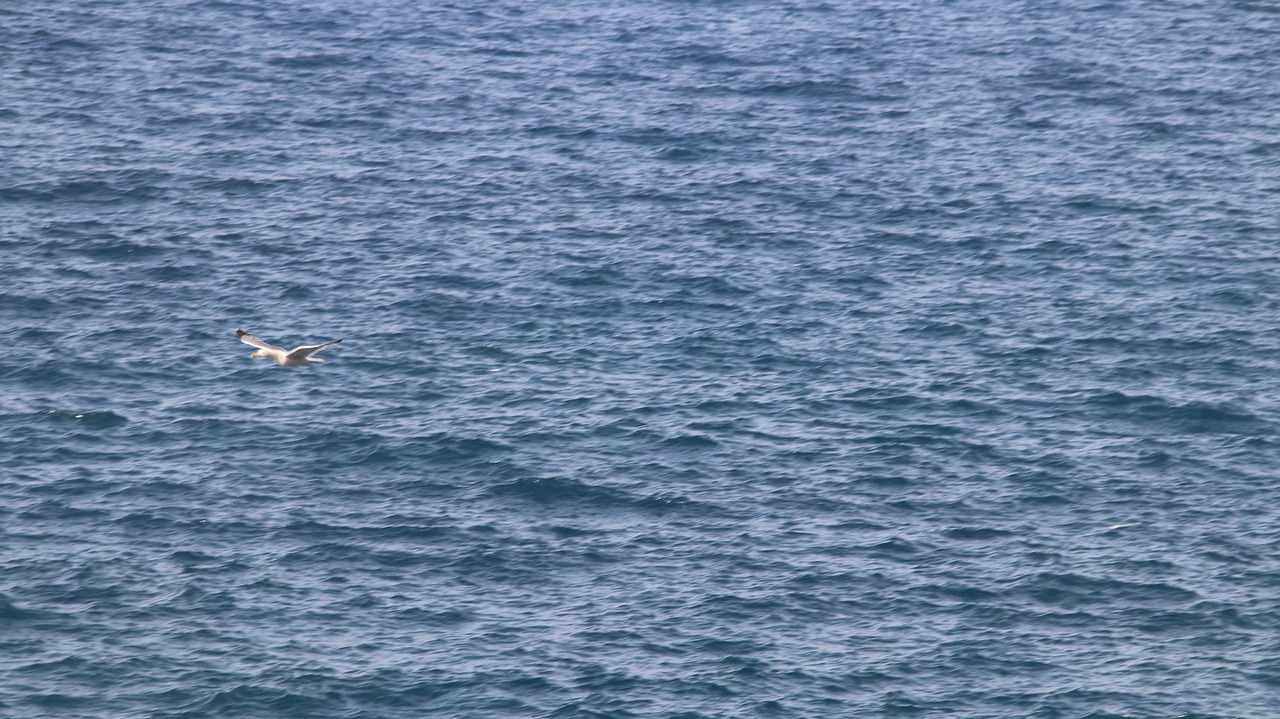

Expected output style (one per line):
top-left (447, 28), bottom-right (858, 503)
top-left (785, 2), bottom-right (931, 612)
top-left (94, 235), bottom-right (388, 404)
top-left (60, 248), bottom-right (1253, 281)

top-left (250, 350), bottom-right (265, 358)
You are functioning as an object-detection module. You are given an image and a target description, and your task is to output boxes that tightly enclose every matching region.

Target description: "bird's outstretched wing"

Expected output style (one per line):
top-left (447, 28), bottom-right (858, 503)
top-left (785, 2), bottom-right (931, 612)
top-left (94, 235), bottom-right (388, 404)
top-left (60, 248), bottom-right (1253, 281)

top-left (287, 338), bottom-right (343, 359)
top-left (236, 328), bottom-right (286, 353)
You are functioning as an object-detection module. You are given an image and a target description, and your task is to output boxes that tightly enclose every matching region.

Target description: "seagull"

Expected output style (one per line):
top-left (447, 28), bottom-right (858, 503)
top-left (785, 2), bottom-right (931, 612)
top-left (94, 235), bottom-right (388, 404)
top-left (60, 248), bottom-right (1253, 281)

top-left (236, 328), bottom-right (343, 366)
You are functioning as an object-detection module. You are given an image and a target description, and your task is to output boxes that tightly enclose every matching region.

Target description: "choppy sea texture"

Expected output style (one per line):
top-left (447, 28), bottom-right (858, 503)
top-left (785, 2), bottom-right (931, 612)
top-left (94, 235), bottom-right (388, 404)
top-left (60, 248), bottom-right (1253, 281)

top-left (4, 1), bottom-right (1280, 717)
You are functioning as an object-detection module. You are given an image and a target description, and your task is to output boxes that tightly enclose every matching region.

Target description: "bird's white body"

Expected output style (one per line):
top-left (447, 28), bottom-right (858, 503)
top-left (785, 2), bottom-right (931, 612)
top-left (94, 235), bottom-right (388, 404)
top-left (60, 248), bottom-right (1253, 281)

top-left (236, 328), bottom-right (343, 366)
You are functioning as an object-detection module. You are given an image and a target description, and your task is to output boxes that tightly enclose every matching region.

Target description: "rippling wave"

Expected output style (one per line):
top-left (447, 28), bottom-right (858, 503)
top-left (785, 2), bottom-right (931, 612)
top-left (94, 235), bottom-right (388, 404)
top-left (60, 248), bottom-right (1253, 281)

top-left (4, 1), bottom-right (1280, 717)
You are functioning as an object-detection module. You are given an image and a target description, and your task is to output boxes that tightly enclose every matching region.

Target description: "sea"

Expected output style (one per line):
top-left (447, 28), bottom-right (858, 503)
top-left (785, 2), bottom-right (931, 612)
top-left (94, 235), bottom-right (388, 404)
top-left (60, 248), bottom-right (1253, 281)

top-left (3, 1), bottom-right (1280, 717)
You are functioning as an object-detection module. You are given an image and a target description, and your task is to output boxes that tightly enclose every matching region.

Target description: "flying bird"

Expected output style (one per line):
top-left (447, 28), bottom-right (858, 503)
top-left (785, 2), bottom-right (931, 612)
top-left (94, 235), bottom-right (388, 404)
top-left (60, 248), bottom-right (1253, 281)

top-left (236, 328), bottom-right (343, 366)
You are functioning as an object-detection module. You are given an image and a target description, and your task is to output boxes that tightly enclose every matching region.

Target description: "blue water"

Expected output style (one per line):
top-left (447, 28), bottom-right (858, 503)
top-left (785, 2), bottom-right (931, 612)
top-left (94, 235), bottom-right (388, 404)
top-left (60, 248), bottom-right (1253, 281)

top-left (4, 1), bottom-right (1280, 717)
